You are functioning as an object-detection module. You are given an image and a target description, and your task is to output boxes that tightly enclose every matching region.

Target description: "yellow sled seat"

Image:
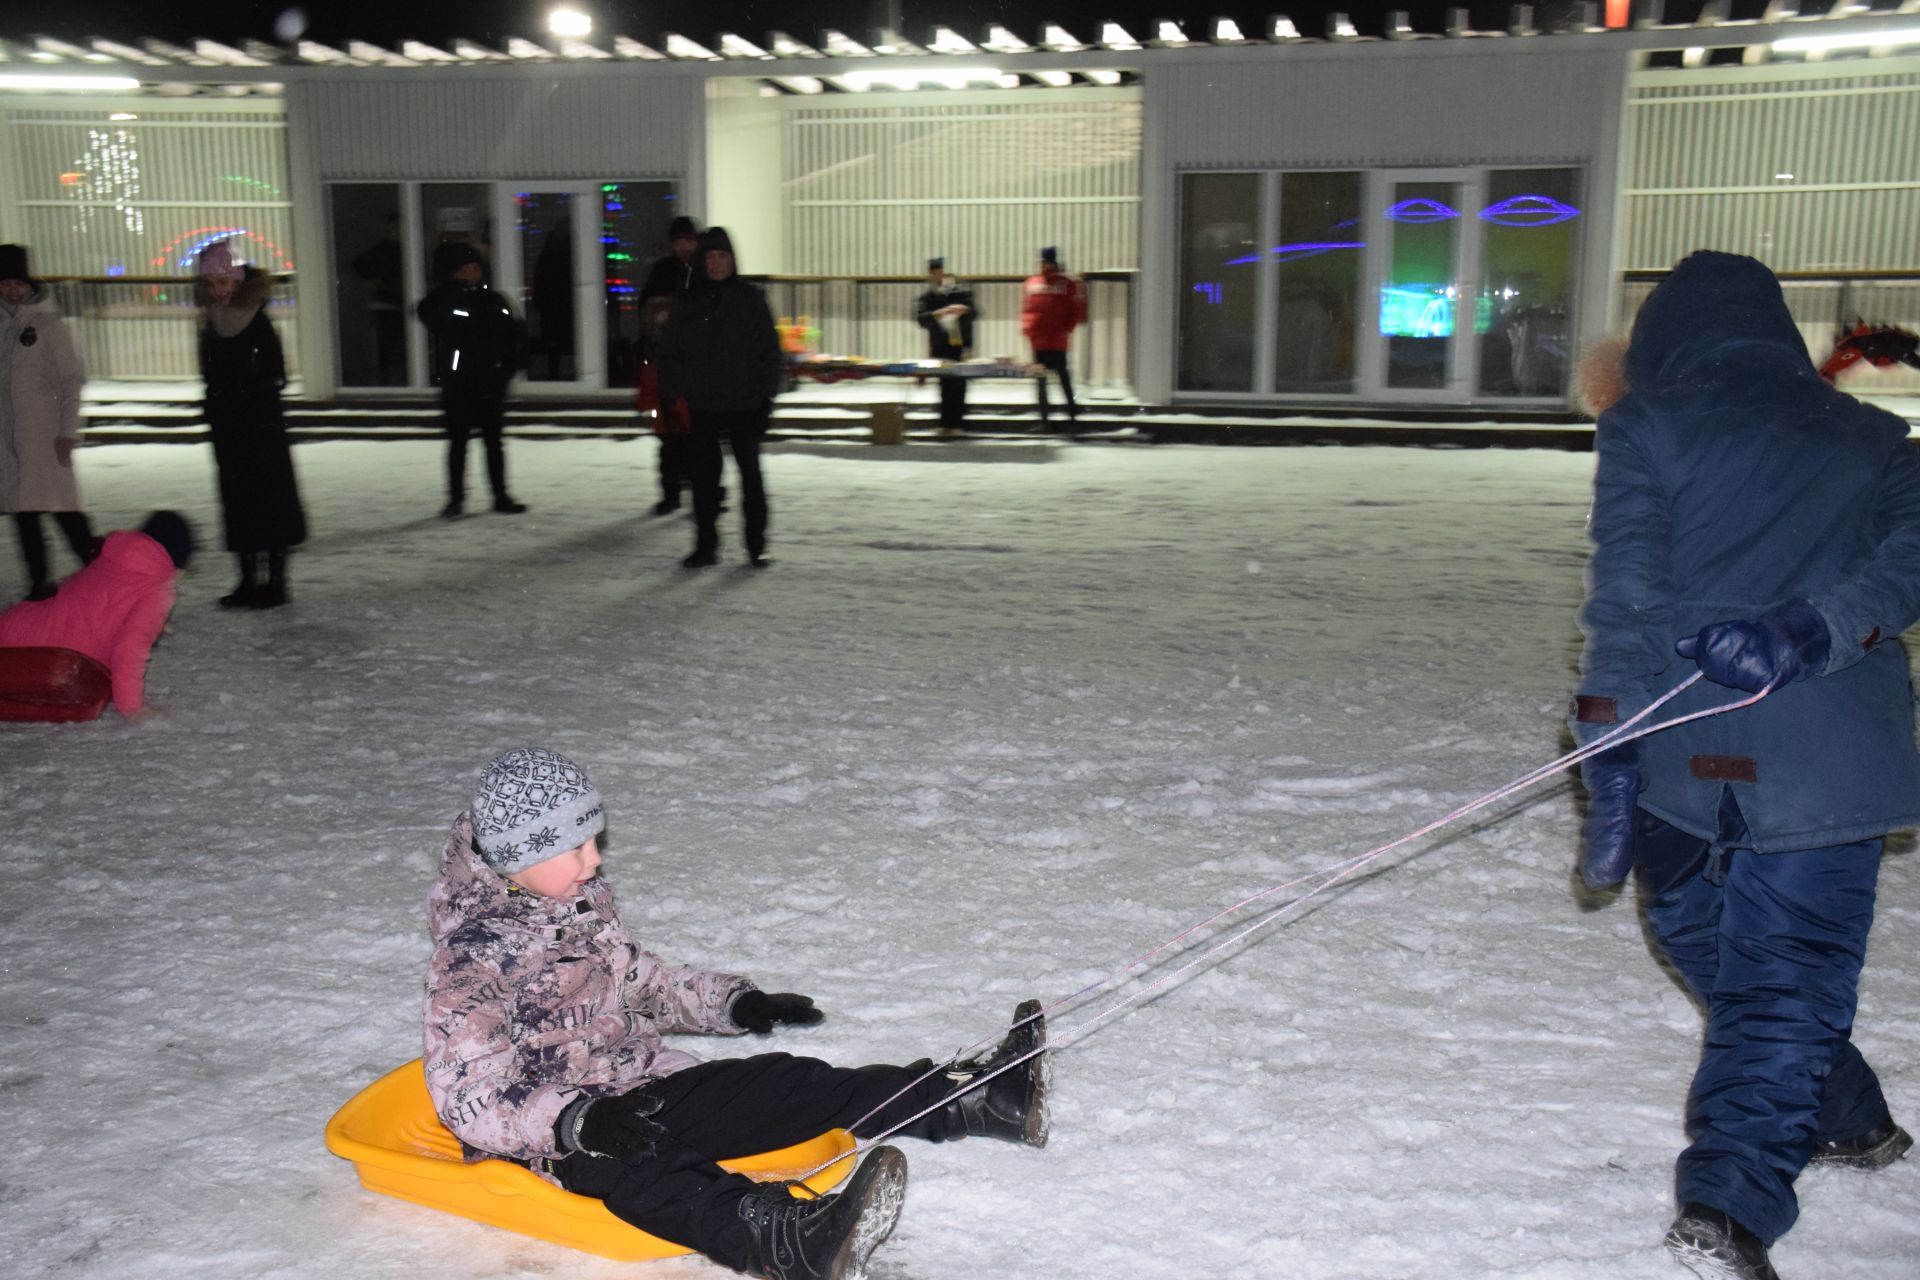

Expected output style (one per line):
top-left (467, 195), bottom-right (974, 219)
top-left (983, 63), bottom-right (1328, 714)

top-left (325, 1060), bottom-right (857, 1261)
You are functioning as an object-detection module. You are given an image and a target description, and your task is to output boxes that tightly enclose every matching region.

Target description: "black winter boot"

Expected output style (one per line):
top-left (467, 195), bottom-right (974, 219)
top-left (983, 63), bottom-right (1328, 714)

top-left (936, 999), bottom-right (1050, 1147)
top-left (252, 550), bottom-right (289, 609)
top-left (1808, 1117), bottom-right (1912, 1170)
top-left (1665, 1203), bottom-right (1780, 1280)
top-left (220, 553), bottom-right (259, 608)
top-left (735, 1146), bottom-right (907, 1280)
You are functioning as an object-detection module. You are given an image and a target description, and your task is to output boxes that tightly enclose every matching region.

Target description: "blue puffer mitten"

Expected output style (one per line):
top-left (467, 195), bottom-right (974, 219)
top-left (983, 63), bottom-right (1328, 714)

top-left (1579, 741), bottom-right (1643, 892)
top-left (1675, 598), bottom-right (1831, 693)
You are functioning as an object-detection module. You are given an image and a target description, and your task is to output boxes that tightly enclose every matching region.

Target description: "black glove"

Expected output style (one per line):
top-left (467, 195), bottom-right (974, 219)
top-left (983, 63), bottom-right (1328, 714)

top-left (731, 990), bottom-right (824, 1034)
top-left (1675, 598), bottom-right (1830, 693)
top-left (554, 1091), bottom-right (668, 1163)
top-left (1578, 741), bottom-right (1643, 892)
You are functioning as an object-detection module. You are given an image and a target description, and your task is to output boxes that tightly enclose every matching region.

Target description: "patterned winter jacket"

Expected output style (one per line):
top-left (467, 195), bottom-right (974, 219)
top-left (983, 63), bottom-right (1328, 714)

top-left (423, 813), bottom-right (757, 1173)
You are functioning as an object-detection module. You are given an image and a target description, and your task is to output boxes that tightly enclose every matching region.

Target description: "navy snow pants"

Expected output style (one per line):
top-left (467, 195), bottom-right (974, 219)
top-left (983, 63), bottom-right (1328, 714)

top-left (1635, 800), bottom-right (1890, 1245)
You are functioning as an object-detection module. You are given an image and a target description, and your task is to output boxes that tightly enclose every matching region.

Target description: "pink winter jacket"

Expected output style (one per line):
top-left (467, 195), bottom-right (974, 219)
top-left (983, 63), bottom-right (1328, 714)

top-left (0, 530), bottom-right (176, 715)
top-left (423, 813), bottom-right (758, 1173)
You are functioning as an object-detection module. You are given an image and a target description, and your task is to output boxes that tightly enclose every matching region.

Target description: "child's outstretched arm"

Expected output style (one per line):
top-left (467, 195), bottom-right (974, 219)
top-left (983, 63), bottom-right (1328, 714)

top-left (424, 939), bottom-right (580, 1161)
top-left (625, 948), bottom-right (759, 1036)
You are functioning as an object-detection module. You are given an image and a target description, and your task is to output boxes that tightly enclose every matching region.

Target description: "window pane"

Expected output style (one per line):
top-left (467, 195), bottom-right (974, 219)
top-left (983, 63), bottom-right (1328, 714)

top-left (1476, 168), bottom-right (1580, 398)
top-left (1383, 180), bottom-right (1460, 390)
top-left (421, 183), bottom-right (493, 286)
top-left (1275, 172), bottom-right (1363, 394)
top-left (1178, 173), bottom-right (1259, 392)
top-left (601, 183), bottom-right (677, 391)
top-left (331, 183), bottom-right (405, 387)
top-left (519, 191), bottom-right (577, 382)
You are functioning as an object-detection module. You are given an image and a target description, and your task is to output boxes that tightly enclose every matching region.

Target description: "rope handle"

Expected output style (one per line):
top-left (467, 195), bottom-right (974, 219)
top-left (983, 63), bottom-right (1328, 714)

top-left (801, 673), bottom-right (1773, 1181)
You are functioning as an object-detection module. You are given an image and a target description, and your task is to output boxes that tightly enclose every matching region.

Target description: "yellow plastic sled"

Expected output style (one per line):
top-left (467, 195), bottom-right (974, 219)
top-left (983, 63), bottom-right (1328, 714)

top-left (325, 1060), bottom-right (857, 1261)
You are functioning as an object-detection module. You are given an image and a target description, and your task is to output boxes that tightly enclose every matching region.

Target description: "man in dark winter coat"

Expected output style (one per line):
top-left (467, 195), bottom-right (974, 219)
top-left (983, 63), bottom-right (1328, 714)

top-left (638, 216), bottom-right (700, 515)
top-left (416, 243), bottom-right (527, 518)
top-left (914, 257), bottom-right (975, 431)
top-left (656, 227), bottom-right (783, 569)
top-left (1573, 251), bottom-right (1919, 1280)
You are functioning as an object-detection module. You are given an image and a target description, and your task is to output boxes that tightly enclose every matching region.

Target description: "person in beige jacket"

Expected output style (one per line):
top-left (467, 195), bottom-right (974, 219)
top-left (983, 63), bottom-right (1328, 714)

top-left (0, 245), bottom-right (95, 602)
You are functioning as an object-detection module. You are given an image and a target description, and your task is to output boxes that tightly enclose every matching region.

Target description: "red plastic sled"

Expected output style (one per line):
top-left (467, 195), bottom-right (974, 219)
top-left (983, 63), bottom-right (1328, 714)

top-left (0, 647), bottom-right (112, 722)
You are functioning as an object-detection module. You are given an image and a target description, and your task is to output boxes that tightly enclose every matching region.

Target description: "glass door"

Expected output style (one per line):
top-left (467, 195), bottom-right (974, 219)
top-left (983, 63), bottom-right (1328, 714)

top-left (1362, 169), bottom-right (1482, 401)
top-left (494, 184), bottom-right (601, 390)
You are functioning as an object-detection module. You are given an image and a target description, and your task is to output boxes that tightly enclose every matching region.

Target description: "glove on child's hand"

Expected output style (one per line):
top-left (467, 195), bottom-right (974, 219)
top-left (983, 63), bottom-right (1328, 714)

top-left (1675, 598), bottom-right (1830, 693)
top-left (555, 1091), bottom-right (668, 1163)
top-left (731, 990), bottom-right (824, 1034)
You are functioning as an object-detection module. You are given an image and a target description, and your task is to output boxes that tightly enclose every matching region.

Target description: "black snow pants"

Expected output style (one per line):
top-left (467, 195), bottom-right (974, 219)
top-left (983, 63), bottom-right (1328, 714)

top-left (442, 381), bottom-right (509, 506)
top-left (1032, 349), bottom-right (1077, 421)
top-left (553, 1052), bottom-right (960, 1273)
top-left (687, 407), bottom-right (768, 558)
top-left (12, 511), bottom-right (96, 588)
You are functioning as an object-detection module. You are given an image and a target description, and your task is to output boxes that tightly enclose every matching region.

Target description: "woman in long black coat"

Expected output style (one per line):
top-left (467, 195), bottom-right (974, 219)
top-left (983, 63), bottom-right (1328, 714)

top-left (196, 241), bottom-right (306, 608)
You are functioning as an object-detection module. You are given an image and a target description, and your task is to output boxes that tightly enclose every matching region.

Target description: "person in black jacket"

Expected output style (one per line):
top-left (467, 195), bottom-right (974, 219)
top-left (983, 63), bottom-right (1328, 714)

top-left (416, 243), bottom-right (527, 518)
top-left (638, 216), bottom-right (700, 515)
top-left (657, 228), bottom-right (782, 569)
top-left (915, 257), bottom-right (976, 431)
top-left (195, 241), bottom-right (306, 609)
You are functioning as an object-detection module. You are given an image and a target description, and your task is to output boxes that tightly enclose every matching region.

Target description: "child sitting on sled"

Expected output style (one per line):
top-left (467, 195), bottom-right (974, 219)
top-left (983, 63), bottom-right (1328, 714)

top-left (425, 747), bottom-right (1049, 1280)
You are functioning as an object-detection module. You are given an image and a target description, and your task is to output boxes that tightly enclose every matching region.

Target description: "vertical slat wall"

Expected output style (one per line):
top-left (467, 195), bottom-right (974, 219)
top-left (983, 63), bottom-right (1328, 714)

top-left (783, 91), bottom-right (1142, 277)
top-left (1623, 67), bottom-right (1920, 272)
top-left (1, 100), bottom-right (297, 379)
top-left (4, 103), bottom-right (294, 276)
top-left (290, 74), bottom-right (701, 179)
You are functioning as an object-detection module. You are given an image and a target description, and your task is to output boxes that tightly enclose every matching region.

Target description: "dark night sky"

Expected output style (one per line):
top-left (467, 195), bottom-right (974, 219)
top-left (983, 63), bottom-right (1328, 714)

top-left (9, 1), bottom-right (1790, 52)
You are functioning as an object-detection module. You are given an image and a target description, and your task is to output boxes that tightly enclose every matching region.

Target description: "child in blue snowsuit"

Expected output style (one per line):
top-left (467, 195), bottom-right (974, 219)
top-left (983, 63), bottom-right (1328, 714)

top-left (1573, 252), bottom-right (1917, 1279)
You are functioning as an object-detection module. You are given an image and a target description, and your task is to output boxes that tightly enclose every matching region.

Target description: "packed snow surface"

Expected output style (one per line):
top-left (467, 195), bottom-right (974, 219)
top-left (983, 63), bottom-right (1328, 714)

top-left (3, 438), bottom-right (1913, 1280)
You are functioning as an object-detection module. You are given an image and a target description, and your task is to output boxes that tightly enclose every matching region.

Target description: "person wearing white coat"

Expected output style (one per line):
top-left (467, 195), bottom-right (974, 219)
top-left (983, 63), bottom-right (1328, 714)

top-left (0, 245), bottom-right (95, 601)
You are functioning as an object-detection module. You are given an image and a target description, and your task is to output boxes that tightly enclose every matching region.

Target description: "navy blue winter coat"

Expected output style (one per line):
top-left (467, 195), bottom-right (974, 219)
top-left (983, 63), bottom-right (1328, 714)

top-left (1576, 251), bottom-right (1920, 852)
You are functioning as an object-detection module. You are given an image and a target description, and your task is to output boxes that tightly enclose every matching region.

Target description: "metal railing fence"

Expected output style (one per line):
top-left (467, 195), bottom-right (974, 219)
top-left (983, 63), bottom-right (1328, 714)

top-left (42, 275), bottom-right (301, 383)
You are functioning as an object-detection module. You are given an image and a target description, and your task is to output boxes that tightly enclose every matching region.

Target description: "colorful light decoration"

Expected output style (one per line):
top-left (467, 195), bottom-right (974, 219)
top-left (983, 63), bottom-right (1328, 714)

top-left (67, 126), bottom-right (144, 236)
top-left (1222, 240), bottom-right (1366, 267)
top-left (1478, 194), bottom-right (1581, 226)
top-left (151, 225), bottom-right (295, 273)
top-left (1384, 198), bottom-right (1460, 223)
top-left (1191, 282), bottom-right (1223, 304)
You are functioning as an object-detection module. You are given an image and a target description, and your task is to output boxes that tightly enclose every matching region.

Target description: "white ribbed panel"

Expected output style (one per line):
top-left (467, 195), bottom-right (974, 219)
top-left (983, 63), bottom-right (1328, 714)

top-left (1153, 45), bottom-right (1624, 169)
top-left (290, 74), bottom-right (701, 179)
top-left (1623, 68), bottom-right (1920, 271)
top-left (4, 104), bottom-right (292, 276)
top-left (782, 94), bottom-right (1142, 275)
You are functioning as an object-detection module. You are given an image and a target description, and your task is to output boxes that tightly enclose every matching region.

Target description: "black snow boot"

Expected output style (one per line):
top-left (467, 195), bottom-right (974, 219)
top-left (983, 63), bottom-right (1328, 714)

top-left (1665, 1203), bottom-right (1780, 1280)
top-left (252, 550), bottom-right (289, 610)
top-left (220, 553), bottom-right (259, 608)
top-left (935, 999), bottom-right (1050, 1147)
top-left (1808, 1117), bottom-right (1913, 1171)
top-left (735, 1146), bottom-right (908, 1280)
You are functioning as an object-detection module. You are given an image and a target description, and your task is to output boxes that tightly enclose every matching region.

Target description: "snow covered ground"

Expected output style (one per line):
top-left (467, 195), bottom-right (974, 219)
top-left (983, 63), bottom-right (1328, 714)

top-left (2, 437), bottom-right (1914, 1280)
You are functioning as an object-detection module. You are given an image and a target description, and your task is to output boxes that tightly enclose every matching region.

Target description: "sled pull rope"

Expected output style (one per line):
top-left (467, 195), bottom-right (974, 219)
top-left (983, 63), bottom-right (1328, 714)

top-left (815, 673), bottom-right (1770, 1177)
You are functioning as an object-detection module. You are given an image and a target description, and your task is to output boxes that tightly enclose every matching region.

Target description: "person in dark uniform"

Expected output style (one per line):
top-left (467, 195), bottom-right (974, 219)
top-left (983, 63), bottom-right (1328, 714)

top-left (195, 241), bottom-right (305, 609)
top-left (639, 216), bottom-right (700, 514)
top-left (914, 257), bottom-right (975, 432)
top-left (657, 228), bottom-right (782, 570)
top-left (416, 242), bottom-right (527, 519)
top-left (1573, 252), bottom-right (1919, 1280)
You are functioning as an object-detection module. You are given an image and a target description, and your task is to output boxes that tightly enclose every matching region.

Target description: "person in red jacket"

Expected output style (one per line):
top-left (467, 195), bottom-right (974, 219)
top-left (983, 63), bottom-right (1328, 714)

top-left (0, 511), bottom-right (192, 718)
top-left (1019, 246), bottom-right (1087, 424)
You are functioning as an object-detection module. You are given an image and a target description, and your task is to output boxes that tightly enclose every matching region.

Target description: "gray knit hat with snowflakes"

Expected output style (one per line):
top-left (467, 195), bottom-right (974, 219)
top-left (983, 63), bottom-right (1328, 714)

top-left (470, 747), bottom-right (607, 874)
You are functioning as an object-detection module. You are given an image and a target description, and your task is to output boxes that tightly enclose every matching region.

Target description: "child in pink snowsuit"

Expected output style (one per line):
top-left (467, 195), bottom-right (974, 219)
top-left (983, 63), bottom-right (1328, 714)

top-left (0, 511), bottom-right (192, 716)
top-left (424, 747), bottom-right (1050, 1280)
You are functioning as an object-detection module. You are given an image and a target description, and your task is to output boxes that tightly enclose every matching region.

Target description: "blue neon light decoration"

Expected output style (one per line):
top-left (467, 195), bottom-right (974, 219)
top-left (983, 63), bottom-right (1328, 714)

top-left (1221, 240), bottom-right (1365, 267)
top-left (1192, 282), bottom-right (1223, 304)
top-left (1385, 198), bottom-right (1460, 223)
top-left (1478, 194), bottom-right (1582, 226)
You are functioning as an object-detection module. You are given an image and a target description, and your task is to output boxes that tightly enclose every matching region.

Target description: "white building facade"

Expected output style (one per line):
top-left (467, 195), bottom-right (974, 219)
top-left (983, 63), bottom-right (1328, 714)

top-left (1, 10), bottom-right (1916, 407)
